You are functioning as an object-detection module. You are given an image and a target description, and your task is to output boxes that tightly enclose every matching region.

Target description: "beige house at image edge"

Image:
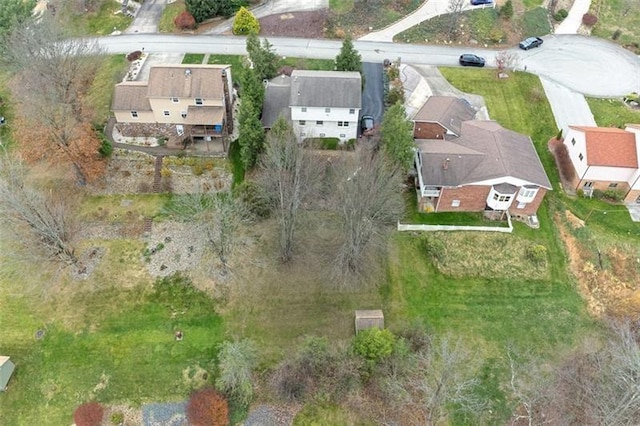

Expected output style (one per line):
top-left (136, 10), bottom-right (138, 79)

top-left (0, 356), bottom-right (15, 391)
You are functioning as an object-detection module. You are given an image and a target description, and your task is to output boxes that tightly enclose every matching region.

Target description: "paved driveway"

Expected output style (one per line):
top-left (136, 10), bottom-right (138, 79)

top-left (540, 77), bottom-right (596, 135)
top-left (361, 62), bottom-right (385, 129)
top-left (126, 0), bottom-right (168, 34)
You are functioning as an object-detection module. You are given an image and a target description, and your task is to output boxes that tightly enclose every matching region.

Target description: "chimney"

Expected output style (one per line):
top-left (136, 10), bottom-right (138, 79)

top-left (185, 69), bottom-right (192, 77)
top-left (443, 158), bottom-right (450, 170)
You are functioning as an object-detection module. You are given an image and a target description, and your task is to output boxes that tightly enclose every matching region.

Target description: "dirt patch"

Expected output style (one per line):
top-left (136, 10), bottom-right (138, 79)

top-left (259, 10), bottom-right (330, 38)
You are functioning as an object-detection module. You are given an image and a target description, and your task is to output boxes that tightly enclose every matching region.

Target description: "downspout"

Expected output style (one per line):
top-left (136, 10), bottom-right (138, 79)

top-left (576, 165), bottom-right (590, 192)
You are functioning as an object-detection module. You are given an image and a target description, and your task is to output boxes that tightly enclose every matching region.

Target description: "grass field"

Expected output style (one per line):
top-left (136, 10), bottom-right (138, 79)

top-left (182, 53), bottom-right (206, 64)
top-left (586, 97), bottom-right (640, 128)
top-left (159, 0), bottom-right (186, 33)
top-left (86, 55), bottom-right (129, 126)
top-left (591, 0), bottom-right (640, 49)
top-left (66, 0), bottom-right (132, 35)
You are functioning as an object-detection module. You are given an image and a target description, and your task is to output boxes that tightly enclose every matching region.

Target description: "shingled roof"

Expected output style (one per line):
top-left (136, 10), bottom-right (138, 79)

top-left (569, 126), bottom-right (638, 168)
top-left (289, 70), bottom-right (361, 109)
top-left (147, 64), bottom-right (226, 99)
top-left (413, 96), bottom-right (477, 136)
top-left (416, 121), bottom-right (552, 189)
top-left (111, 82), bottom-right (152, 111)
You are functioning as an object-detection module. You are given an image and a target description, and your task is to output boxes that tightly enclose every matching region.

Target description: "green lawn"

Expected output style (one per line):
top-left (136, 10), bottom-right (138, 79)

top-left (586, 97), bottom-right (640, 128)
top-left (591, 0), bottom-right (640, 49)
top-left (182, 53), bottom-right (206, 64)
top-left (521, 7), bottom-right (552, 37)
top-left (159, 0), bottom-right (185, 33)
top-left (86, 55), bottom-right (129, 125)
top-left (67, 0), bottom-right (132, 35)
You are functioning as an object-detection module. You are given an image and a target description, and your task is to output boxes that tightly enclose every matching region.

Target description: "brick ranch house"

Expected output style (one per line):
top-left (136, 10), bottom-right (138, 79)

top-left (111, 64), bottom-right (234, 153)
top-left (412, 96), bottom-right (477, 140)
top-left (414, 120), bottom-right (552, 222)
top-left (563, 124), bottom-right (640, 203)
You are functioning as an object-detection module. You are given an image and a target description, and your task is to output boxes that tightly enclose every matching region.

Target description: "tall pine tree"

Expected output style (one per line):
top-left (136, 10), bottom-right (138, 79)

top-left (380, 103), bottom-right (415, 172)
top-left (335, 35), bottom-right (362, 74)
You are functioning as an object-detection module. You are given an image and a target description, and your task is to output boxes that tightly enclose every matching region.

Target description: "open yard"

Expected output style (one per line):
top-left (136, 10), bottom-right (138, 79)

top-left (590, 0), bottom-right (640, 52)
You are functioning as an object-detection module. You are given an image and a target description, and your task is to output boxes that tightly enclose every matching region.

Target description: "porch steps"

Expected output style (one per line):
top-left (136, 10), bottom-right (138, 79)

top-left (152, 155), bottom-right (164, 193)
top-left (142, 216), bottom-right (153, 236)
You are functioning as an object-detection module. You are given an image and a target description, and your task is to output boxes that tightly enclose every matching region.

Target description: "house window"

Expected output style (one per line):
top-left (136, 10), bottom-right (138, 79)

top-left (609, 182), bottom-right (618, 188)
top-left (171, 97), bottom-right (179, 103)
top-left (349, 108), bottom-right (355, 114)
top-left (163, 110), bottom-right (170, 116)
top-left (301, 107), bottom-right (307, 112)
top-left (493, 193), bottom-right (499, 201)
top-left (340, 134), bottom-right (346, 138)
top-left (338, 121), bottom-right (344, 127)
top-left (571, 138), bottom-right (576, 146)
top-left (344, 122), bottom-right (349, 127)
top-left (518, 187), bottom-right (536, 198)
top-left (451, 200), bottom-right (460, 207)
top-left (299, 120), bottom-right (306, 126)
top-left (579, 153), bottom-right (584, 161)
top-left (499, 195), bottom-right (511, 202)
top-left (319, 133), bottom-right (326, 137)
top-left (181, 111), bottom-right (187, 118)
top-left (325, 108), bottom-right (331, 113)
top-left (316, 120), bottom-right (323, 125)
top-left (195, 98), bottom-right (203, 105)
top-left (517, 202), bottom-right (526, 209)
top-left (131, 111), bottom-right (138, 118)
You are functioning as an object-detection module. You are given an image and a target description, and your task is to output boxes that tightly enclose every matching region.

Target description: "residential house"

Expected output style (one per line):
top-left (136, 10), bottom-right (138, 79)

top-left (563, 125), bottom-right (640, 203)
top-left (412, 96), bottom-right (477, 139)
top-left (112, 64), bottom-right (233, 152)
top-left (414, 121), bottom-right (552, 219)
top-left (263, 70), bottom-right (361, 142)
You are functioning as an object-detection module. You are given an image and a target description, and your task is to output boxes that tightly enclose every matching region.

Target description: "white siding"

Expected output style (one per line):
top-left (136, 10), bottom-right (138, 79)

top-left (291, 106), bottom-right (359, 141)
top-left (564, 128), bottom-right (589, 179)
top-left (581, 165), bottom-right (637, 183)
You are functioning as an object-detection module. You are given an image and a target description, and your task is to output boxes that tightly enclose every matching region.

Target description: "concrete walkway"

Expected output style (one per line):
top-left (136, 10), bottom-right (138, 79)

top-left (359, 0), bottom-right (492, 42)
top-left (540, 77), bottom-right (596, 134)
top-left (555, 0), bottom-right (592, 34)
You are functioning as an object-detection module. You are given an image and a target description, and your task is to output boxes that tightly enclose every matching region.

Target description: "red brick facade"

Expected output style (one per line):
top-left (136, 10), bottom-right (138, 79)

top-left (625, 189), bottom-right (640, 203)
top-left (414, 121), bottom-right (447, 140)
top-left (512, 188), bottom-right (547, 216)
top-left (577, 178), bottom-right (630, 194)
top-left (437, 186), bottom-right (490, 212)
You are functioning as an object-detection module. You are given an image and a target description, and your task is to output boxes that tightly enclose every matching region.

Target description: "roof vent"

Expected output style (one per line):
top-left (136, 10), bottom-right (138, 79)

top-left (443, 158), bottom-right (450, 170)
top-left (185, 69), bottom-right (192, 77)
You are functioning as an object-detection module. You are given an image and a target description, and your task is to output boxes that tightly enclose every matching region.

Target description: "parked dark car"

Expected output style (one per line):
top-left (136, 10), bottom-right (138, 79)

top-left (459, 54), bottom-right (485, 67)
top-left (519, 37), bottom-right (544, 50)
top-left (470, 0), bottom-right (493, 5)
top-left (361, 115), bottom-right (374, 136)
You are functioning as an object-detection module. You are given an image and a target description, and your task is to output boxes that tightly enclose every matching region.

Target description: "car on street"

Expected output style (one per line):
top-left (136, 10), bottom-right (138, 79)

top-left (361, 115), bottom-right (374, 136)
top-left (470, 0), bottom-right (493, 5)
top-left (519, 37), bottom-right (544, 50)
top-left (459, 54), bottom-right (485, 67)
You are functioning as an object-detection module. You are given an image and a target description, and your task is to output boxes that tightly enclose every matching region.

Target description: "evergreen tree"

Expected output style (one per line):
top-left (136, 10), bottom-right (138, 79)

top-left (185, 0), bottom-right (219, 23)
top-left (500, 0), bottom-right (514, 19)
top-left (237, 97), bottom-right (265, 169)
top-left (240, 68), bottom-right (265, 110)
top-left (233, 6), bottom-right (260, 35)
top-left (380, 103), bottom-right (415, 172)
top-left (246, 33), bottom-right (279, 81)
top-left (335, 35), bottom-right (362, 74)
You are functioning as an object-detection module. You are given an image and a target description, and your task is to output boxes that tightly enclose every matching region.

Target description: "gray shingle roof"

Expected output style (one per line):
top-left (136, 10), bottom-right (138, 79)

top-left (111, 82), bottom-right (152, 111)
top-left (147, 65), bottom-right (227, 99)
top-left (289, 70), bottom-right (361, 109)
top-left (417, 121), bottom-right (552, 189)
top-left (262, 74), bottom-right (292, 128)
top-left (413, 96), bottom-right (477, 136)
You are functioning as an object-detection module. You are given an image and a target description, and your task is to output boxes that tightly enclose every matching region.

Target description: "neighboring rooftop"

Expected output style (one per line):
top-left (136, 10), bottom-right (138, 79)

top-left (570, 126), bottom-right (638, 168)
top-left (111, 82), bottom-right (152, 111)
top-left (262, 74), bottom-right (292, 128)
top-left (290, 70), bottom-right (362, 109)
top-left (413, 96), bottom-right (477, 137)
top-left (417, 121), bottom-right (552, 189)
top-left (147, 64), bottom-right (229, 99)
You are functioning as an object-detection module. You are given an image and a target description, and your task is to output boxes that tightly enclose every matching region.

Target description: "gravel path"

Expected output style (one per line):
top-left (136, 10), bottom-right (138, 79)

top-left (244, 404), bottom-right (299, 426)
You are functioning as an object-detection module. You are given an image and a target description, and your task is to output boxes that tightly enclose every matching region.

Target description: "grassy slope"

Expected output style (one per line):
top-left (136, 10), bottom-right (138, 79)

top-left (159, 0), bottom-right (186, 33)
top-left (591, 0), bottom-right (640, 47)
top-left (586, 97), bottom-right (640, 128)
top-left (67, 0), bottom-right (132, 36)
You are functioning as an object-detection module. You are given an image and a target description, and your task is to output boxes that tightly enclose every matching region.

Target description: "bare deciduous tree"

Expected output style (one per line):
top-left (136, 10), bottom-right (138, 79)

top-left (446, 0), bottom-right (466, 39)
top-left (331, 149), bottom-right (404, 278)
top-left (2, 15), bottom-right (106, 184)
top-left (0, 155), bottom-right (78, 267)
top-left (257, 117), bottom-right (323, 262)
top-left (495, 50), bottom-right (521, 76)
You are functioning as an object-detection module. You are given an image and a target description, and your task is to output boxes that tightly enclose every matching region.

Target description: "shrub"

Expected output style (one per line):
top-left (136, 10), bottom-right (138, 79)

top-left (215, 339), bottom-right (258, 406)
top-left (353, 328), bottom-right (395, 367)
top-left (527, 244), bottom-right (547, 265)
top-left (99, 137), bottom-right (113, 158)
top-left (126, 50), bottom-right (142, 62)
top-left (582, 13), bottom-right (598, 26)
top-left (553, 9), bottom-right (568, 21)
top-left (187, 387), bottom-right (229, 426)
top-left (110, 411), bottom-right (124, 425)
top-left (612, 29), bottom-right (622, 40)
top-left (73, 402), bottom-right (104, 426)
top-left (424, 235), bottom-right (445, 264)
top-left (489, 26), bottom-right (506, 43)
top-left (500, 0), bottom-right (514, 19)
top-left (232, 7), bottom-right (259, 35)
top-left (556, 128), bottom-right (563, 140)
top-left (386, 85), bottom-right (405, 106)
top-left (174, 10), bottom-right (196, 30)
top-left (233, 180), bottom-right (270, 219)
top-left (603, 188), bottom-right (624, 202)
top-left (554, 141), bottom-right (576, 182)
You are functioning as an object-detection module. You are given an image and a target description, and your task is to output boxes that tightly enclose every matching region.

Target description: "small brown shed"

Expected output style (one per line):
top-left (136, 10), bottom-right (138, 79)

top-left (354, 310), bottom-right (385, 334)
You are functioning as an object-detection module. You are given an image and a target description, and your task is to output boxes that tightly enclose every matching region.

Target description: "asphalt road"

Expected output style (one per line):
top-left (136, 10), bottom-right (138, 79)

top-left (94, 34), bottom-right (640, 97)
top-left (126, 0), bottom-right (168, 34)
top-left (361, 62), bottom-right (385, 128)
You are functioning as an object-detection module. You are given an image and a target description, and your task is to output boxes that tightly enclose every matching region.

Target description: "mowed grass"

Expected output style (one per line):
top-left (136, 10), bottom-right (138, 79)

top-left (182, 53), bottom-right (206, 64)
top-left (0, 235), bottom-right (224, 424)
top-left (586, 97), bottom-right (640, 128)
top-left (86, 55), bottom-right (129, 125)
top-left (591, 0), bottom-right (640, 47)
top-left (67, 0), bottom-right (132, 35)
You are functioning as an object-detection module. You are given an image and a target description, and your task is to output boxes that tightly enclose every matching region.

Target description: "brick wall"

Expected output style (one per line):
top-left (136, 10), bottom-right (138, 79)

top-left (513, 188), bottom-right (547, 216)
top-left (625, 189), bottom-right (640, 203)
top-left (577, 179), bottom-right (630, 194)
top-left (414, 121), bottom-right (446, 139)
top-left (437, 186), bottom-right (489, 212)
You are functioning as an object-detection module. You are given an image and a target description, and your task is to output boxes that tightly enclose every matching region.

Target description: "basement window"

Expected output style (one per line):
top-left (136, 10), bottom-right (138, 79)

top-left (451, 200), bottom-right (460, 207)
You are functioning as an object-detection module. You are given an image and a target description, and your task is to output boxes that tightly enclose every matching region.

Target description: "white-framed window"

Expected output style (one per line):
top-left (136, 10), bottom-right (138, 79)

top-left (301, 107), bottom-right (307, 112)
top-left (340, 134), bottom-right (346, 138)
top-left (131, 111), bottom-right (138, 118)
top-left (579, 153), bottom-right (584, 161)
top-left (195, 98), bottom-right (203, 105)
top-left (163, 110), bottom-right (170, 116)
top-left (494, 193), bottom-right (511, 202)
top-left (338, 121), bottom-right (344, 127)
top-left (571, 138), bottom-right (576, 146)
top-left (451, 200), bottom-right (460, 207)
top-left (299, 120), bottom-right (306, 126)
top-left (181, 111), bottom-right (187, 118)
top-left (344, 122), bottom-right (349, 127)
top-left (517, 202), bottom-right (526, 209)
top-left (319, 133), bottom-right (326, 137)
top-left (316, 120), bottom-right (323, 125)
top-left (349, 108), bottom-right (355, 114)
top-left (609, 182), bottom-right (618, 188)
top-left (171, 97), bottom-right (179, 103)
top-left (518, 187), bottom-right (536, 198)
top-left (325, 108), bottom-right (331, 113)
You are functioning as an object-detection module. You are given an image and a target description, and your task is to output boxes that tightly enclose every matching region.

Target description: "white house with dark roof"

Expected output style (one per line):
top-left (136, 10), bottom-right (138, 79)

top-left (262, 70), bottom-right (362, 142)
top-left (414, 121), bottom-right (552, 219)
top-left (111, 64), bottom-right (233, 151)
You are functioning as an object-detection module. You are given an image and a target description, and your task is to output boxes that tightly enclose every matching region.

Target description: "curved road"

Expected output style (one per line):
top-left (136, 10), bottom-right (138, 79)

top-left (96, 34), bottom-right (640, 97)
